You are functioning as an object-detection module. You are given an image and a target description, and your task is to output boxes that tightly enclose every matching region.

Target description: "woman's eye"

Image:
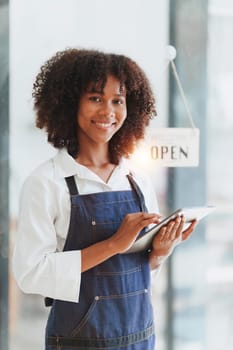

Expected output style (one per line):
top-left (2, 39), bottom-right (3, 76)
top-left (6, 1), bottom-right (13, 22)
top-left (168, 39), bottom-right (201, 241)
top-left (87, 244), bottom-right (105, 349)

top-left (113, 99), bottom-right (124, 105)
top-left (89, 96), bottom-right (101, 102)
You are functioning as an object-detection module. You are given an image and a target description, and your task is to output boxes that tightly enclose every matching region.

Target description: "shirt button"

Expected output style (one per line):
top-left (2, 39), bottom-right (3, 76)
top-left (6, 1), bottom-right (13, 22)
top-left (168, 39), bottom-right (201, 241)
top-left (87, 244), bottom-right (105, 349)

top-left (95, 296), bottom-right (100, 301)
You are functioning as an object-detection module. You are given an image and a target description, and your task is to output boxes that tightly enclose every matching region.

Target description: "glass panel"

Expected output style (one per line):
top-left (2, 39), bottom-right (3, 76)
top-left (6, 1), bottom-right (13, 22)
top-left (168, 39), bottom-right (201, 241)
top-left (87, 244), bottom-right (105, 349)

top-left (207, 1), bottom-right (233, 349)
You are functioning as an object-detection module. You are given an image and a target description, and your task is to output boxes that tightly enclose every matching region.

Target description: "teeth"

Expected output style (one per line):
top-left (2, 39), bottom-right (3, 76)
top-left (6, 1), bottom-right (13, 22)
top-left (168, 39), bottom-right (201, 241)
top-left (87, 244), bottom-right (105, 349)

top-left (95, 122), bottom-right (112, 127)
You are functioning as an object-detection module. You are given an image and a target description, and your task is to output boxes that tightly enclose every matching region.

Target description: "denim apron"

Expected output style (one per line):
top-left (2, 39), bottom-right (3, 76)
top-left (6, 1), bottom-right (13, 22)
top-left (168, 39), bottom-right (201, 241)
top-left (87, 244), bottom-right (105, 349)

top-left (46, 174), bottom-right (155, 349)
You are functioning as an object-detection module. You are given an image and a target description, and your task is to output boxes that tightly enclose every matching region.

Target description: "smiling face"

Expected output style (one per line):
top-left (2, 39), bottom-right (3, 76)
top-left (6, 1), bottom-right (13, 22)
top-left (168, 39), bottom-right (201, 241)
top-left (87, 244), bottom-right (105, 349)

top-left (77, 75), bottom-right (127, 150)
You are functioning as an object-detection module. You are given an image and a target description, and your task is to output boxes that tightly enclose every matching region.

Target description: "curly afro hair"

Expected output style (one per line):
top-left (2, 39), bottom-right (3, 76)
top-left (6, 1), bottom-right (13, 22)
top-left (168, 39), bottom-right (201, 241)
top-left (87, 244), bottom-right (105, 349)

top-left (32, 48), bottom-right (156, 164)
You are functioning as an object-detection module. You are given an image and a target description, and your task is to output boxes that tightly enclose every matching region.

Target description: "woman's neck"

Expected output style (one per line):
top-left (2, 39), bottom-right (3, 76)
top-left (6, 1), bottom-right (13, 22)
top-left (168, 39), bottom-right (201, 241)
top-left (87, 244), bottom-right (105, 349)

top-left (77, 144), bottom-right (110, 167)
top-left (76, 145), bottom-right (116, 183)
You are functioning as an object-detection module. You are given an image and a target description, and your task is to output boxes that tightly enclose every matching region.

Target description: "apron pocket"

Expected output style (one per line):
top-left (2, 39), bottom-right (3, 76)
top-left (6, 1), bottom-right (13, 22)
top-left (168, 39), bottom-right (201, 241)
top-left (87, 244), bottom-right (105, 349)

top-left (70, 289), bottom-right (154, 338)
top-left (91, 219), bottom-right (146, 276)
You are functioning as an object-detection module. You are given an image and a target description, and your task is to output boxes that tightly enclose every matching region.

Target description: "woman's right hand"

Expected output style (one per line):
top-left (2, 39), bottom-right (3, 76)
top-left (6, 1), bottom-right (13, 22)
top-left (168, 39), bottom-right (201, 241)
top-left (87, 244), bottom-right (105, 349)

top-left (81, 212), bottom-right (160, 272)
top-left (108, 212), bottom-right (161, 254)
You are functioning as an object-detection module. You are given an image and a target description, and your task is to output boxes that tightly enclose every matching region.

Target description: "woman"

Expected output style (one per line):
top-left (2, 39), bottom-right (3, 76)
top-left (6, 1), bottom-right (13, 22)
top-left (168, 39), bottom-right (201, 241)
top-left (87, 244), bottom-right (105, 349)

top-left (13, 48), bottom-right (197, 349)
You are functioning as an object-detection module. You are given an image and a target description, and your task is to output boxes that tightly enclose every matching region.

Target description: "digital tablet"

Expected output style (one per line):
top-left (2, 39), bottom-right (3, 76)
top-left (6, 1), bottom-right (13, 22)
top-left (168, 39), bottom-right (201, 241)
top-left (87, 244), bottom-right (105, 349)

top-left (125, 206), bottom-right (216, 254)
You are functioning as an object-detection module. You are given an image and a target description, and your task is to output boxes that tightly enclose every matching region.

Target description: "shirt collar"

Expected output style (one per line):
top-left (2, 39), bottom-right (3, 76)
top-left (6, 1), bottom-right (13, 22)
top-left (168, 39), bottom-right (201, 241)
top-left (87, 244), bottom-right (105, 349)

top-left (53, 148), bottom-right (130, 181)
top-left (53, 148), bottom-right (80, 178)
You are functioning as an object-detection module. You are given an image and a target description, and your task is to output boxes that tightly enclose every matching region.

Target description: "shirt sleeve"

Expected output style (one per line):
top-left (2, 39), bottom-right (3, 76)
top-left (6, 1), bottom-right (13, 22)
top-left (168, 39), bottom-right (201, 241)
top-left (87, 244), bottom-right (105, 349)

top-left (12, 175), bottom-right (82, 303)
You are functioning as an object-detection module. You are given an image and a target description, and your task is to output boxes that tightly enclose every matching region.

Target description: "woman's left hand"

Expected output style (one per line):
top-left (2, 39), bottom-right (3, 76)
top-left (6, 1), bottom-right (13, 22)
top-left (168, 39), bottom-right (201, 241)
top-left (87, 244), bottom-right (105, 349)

top-left (149, 216), bottom-right (198, 269)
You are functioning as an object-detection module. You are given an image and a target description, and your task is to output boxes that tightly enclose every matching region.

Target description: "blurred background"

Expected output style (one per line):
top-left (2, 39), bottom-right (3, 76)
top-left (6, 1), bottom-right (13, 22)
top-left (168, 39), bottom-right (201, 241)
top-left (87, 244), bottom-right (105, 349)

top-left (0, 0), bottom-right (233, 349)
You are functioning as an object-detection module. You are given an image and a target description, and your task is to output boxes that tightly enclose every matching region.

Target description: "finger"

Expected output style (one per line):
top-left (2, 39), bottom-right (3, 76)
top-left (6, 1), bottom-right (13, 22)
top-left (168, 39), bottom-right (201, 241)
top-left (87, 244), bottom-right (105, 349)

top-left (163, 221), bottom-right (175, 240)
top-left (170, 216), bottom-right (181, 239)
top-left (182, 220), bottom-right (198, 241)
top-left (140, 212), bottom-right (162, 224)
top-left (127, 213), bottom-right (159, 233)
top-left (163, 216), bottom-right (182, 241)
top-left (139, 212), bottom-right (161, 220)
top-left (143, 214), bottom-right (162, 225)
top-left (125, 212), bottom-right (160, 225)
top-left (168, 216), bottom-right (183, 240)
top-left (174, 216), bottom-right (185, 239)
top-left (137, 215), bottom-right (161, 230)
top-left (141, 212), bottom-right (162, 223)
top-left (159, 226), bottom-right (167, 241)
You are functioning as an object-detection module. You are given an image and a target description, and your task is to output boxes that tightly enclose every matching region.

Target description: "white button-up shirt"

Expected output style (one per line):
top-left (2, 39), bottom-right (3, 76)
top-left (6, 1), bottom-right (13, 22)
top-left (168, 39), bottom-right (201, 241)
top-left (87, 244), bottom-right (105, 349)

top-left (13, 149), bottom-right (159, 303)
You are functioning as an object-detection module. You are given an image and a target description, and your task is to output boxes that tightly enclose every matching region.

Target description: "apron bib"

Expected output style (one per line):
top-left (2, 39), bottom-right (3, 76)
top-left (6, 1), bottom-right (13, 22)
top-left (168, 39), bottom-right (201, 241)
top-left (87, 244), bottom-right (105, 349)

top-left (46, 174), bottom-right (156, 349)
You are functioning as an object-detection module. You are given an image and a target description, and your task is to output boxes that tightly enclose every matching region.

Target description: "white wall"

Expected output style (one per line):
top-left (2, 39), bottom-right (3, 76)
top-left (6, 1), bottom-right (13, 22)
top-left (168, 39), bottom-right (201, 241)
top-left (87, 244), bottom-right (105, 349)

top-left (10, 0), bottom-right (169, 215)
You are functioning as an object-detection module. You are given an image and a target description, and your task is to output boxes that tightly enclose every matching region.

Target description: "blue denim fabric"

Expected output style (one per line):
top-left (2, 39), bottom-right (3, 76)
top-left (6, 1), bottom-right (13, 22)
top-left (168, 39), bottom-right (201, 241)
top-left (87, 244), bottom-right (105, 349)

top-left (46, 176), bottom-right (156, 349)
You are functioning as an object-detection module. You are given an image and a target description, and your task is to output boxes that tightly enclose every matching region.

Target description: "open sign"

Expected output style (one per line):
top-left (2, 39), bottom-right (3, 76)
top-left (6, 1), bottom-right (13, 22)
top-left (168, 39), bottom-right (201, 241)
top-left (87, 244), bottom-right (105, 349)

top-left (146, 128), bottom-right (200, 167)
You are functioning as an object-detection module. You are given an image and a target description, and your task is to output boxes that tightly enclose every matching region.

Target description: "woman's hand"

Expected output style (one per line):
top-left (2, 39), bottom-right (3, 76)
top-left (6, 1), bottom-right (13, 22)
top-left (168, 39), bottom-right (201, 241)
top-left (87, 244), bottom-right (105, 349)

top-left (81, 212), bottom-right (161, 272)
top-left (149, 216), bottom-right (198, 270)
top-left (108, 212), bottom-right (161, 254)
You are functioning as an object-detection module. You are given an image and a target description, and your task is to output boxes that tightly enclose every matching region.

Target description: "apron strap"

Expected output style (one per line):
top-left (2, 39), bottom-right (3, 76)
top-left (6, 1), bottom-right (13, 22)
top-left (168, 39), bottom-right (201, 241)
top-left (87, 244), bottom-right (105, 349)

top-left (65, 176), bottom-right (79, 195)
top-left (127, 173), bottom-right (147, 212)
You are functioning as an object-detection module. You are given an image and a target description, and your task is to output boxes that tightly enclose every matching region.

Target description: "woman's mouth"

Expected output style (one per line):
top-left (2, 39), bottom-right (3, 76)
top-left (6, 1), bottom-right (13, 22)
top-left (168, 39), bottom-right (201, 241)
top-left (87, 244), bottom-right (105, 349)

top-left (92, 121), bottom-right (116, 128)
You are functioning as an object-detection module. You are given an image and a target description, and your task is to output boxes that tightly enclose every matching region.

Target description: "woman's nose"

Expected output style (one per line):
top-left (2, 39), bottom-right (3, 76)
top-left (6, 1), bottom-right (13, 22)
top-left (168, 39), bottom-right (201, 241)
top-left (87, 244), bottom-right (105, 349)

top-left (99, 101), bottom-right (115, 117)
